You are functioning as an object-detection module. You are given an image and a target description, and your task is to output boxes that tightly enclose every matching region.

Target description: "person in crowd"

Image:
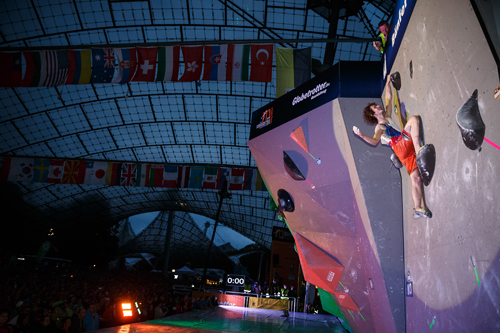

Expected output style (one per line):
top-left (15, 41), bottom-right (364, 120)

top-left (0, 308), bottom-right (11, 333)
top-left (69, 309), bottom-right (85, 333)
top-left (191, 298), bottom-right (201, 311)
top-left (50, 308), bottom-right (63, 329)
top-left (58, 318), bottom-right (71, 333)
top-left (373, 20), bottom-right (390, 53)
top-left (35, 316), bottom-right (56, 333)
top-left (83, 304), bottom-right (98, 332)
top-left (13, 313), bottom-right (32, 333)
top-left (153, 302), bottom-right (166, 319)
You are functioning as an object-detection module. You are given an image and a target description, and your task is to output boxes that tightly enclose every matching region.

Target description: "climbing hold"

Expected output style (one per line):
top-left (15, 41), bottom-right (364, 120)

top-left (277, 189), bottom-right (295, 214)
top-left (390, 71), bottom-right (401, 91)
top-left (390, 152), bottom-right (403, 169)
top-left (456, 89), bottom-right (485, 151)
top-left (494, 86), bottom-right (500, 99)
top-left (416, 144), bottom-right (436, 186)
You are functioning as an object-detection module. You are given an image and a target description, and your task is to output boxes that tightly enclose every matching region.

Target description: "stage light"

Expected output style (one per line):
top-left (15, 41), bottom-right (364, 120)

top-left (135, 302), bottom-right (141, 315)
top-left (122, 303), bottom-right (132, 317)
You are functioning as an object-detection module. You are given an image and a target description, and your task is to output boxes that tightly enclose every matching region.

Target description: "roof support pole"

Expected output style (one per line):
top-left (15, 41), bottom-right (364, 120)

top-left (323, 1), bottom-right (341, 67)
top-left (202, 180), bottom-right (230, 289)
top-left (257, 251), bottom-right (264, 282)
top-left (161, 211), bottom-right (175, 277)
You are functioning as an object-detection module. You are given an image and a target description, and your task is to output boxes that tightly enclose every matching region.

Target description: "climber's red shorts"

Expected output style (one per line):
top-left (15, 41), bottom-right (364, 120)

top-left (390, 130), bottom-right (418, 175)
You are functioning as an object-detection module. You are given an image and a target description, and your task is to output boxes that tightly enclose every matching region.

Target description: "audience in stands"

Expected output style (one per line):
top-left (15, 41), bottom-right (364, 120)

top-left (0, 264), bottom-right (309, 332)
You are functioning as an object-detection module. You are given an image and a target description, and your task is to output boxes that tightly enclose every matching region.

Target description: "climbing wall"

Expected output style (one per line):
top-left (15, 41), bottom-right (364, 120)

top-left (248, 61), bottom-right (407, 333)
top-left (389, 0), bottom-right (500, 331)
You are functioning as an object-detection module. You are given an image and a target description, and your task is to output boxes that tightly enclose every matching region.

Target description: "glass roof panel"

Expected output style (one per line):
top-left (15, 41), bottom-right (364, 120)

top-left (0, 0), bottom-right (395, 252)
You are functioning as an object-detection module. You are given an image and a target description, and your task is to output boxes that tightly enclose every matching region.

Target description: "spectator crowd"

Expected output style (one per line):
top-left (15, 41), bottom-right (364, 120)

top-left (0, 265), bottom-right (217, 333)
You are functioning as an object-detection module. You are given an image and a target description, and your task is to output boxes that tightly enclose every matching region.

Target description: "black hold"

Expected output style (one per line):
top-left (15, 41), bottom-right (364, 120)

top-left (283, 151), bottom-right (305, 181)
top-left (416, 144), bottom-right (436, 186)
top-left (390, 152), bottom-right (403, 169)
top-left (390, 71), bottom-right (401, 91)
top-left (409, 61), bottom-right (413, 79)
top-left (277, 189), bottom-right (294, 217)
top-left (456, 89), bottom-right (485, 151)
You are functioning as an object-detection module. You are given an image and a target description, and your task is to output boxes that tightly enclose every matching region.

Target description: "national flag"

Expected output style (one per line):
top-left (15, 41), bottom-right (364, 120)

top-left (0, 156), bottom-right (11, 181)
top-left (247, 168), bottom-right (266, 191)
top-left (0, 52), bottom-right (22, 87)
top-left (22, 51), bottom-right (47, 87)
top-left (106, 162), bottom-right (122, 185)
top-left (148, 164), bottom-right (164, 187)
top-left (217, 167), bottom-right (230, 189)
top-left (188, 166), bottom-right (204, 188)
top-left (66, 49), bottom-right (91, 84)
top-left (61, 160), bottom-right (87, 184)
top-left (90, 48), bottom-right (115, 83)
top-left (177, 166), bottom-right (191, 188)
top-left (46, 160), bottom-right (64, 183)
top-left (276, 47), bottom-right (312, 98)
top-left (202, 45), bottom-right (228, 81)
top-left (250, 44), bottom-right (273, 82)
top-left (228, 168), bottom-right (248, 190)
top-left (202, 167), bottom-right (218, 189)
top-left (163, 165), bottom-right (178, 188)
top-left (43, 50), bottom-right (69, 86)
top-left (6, 158), bottom-right (35, 182)
top-left (91, 161), bottom-right (108, 185)
top-left (156, 46), bottom-right (180, 82)
top-left (112, 48), bottom-right (138, 84)
top-left (226, 44), bottom-right (249, 81)
top-left (33, 159), bottom-right (51, 183)
top-left (179, 46), bottom-right (203, 82)
top-left (83, 162), bottom-right (94, 184)
top-left (120, 163), bottom-right (137, 186)
top-left (135, 163), bottom-right (147, 187)
top-left (132, 47), bottom-right (158, 82)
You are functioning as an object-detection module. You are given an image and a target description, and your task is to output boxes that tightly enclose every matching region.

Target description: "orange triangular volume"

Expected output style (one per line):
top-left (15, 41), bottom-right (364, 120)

top-left (334, 292), bottom-right (360, 312)
top-left (290, 126), bottom-right (309, 153)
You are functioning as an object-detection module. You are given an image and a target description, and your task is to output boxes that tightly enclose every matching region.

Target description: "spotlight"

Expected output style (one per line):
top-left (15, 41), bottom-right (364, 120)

top-left (122, 303), bottom-right (132, 317)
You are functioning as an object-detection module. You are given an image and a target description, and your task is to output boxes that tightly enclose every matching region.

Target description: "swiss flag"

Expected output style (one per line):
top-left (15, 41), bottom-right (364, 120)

top-left (47, 160), bottom-right (65, 184)
top-left (179, 46), bottom-right (203, 82)
top-left (250, 44), bottom-right (273, 82)
top-left (132, 47), bottom-right (158, 82)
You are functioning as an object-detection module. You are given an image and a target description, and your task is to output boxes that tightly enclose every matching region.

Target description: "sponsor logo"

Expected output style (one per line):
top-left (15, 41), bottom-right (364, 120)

top-left (292, 82), bottom-right (330, 106)
top-left (256, 107), bottom-right (273, 129)
top-left (235, 61), bottom-right (241, 69)
top-left (327, 271), bottom-right (335, 282)
top-left (391, 0), bottom-right (408, 47)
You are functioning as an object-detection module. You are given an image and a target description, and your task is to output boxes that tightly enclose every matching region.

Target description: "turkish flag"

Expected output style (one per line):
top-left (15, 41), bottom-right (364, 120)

top-left (132, 47), bottom-right (158, 82)
top-left (250, 44), bottom-right (273, 82)
top-left (179, 46), bottom-right (203, 82)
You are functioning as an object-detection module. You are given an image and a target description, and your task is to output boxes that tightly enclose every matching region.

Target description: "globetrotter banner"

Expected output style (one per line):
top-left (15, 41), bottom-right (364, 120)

top-left (0, 44), bottom-right (274, 87)
top-left (0, 156), bottom-right (266, 191)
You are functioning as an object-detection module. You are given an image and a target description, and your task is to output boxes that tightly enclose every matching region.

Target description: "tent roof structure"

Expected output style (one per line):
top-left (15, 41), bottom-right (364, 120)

top-left (0, 0), bottom-right (394, 254)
